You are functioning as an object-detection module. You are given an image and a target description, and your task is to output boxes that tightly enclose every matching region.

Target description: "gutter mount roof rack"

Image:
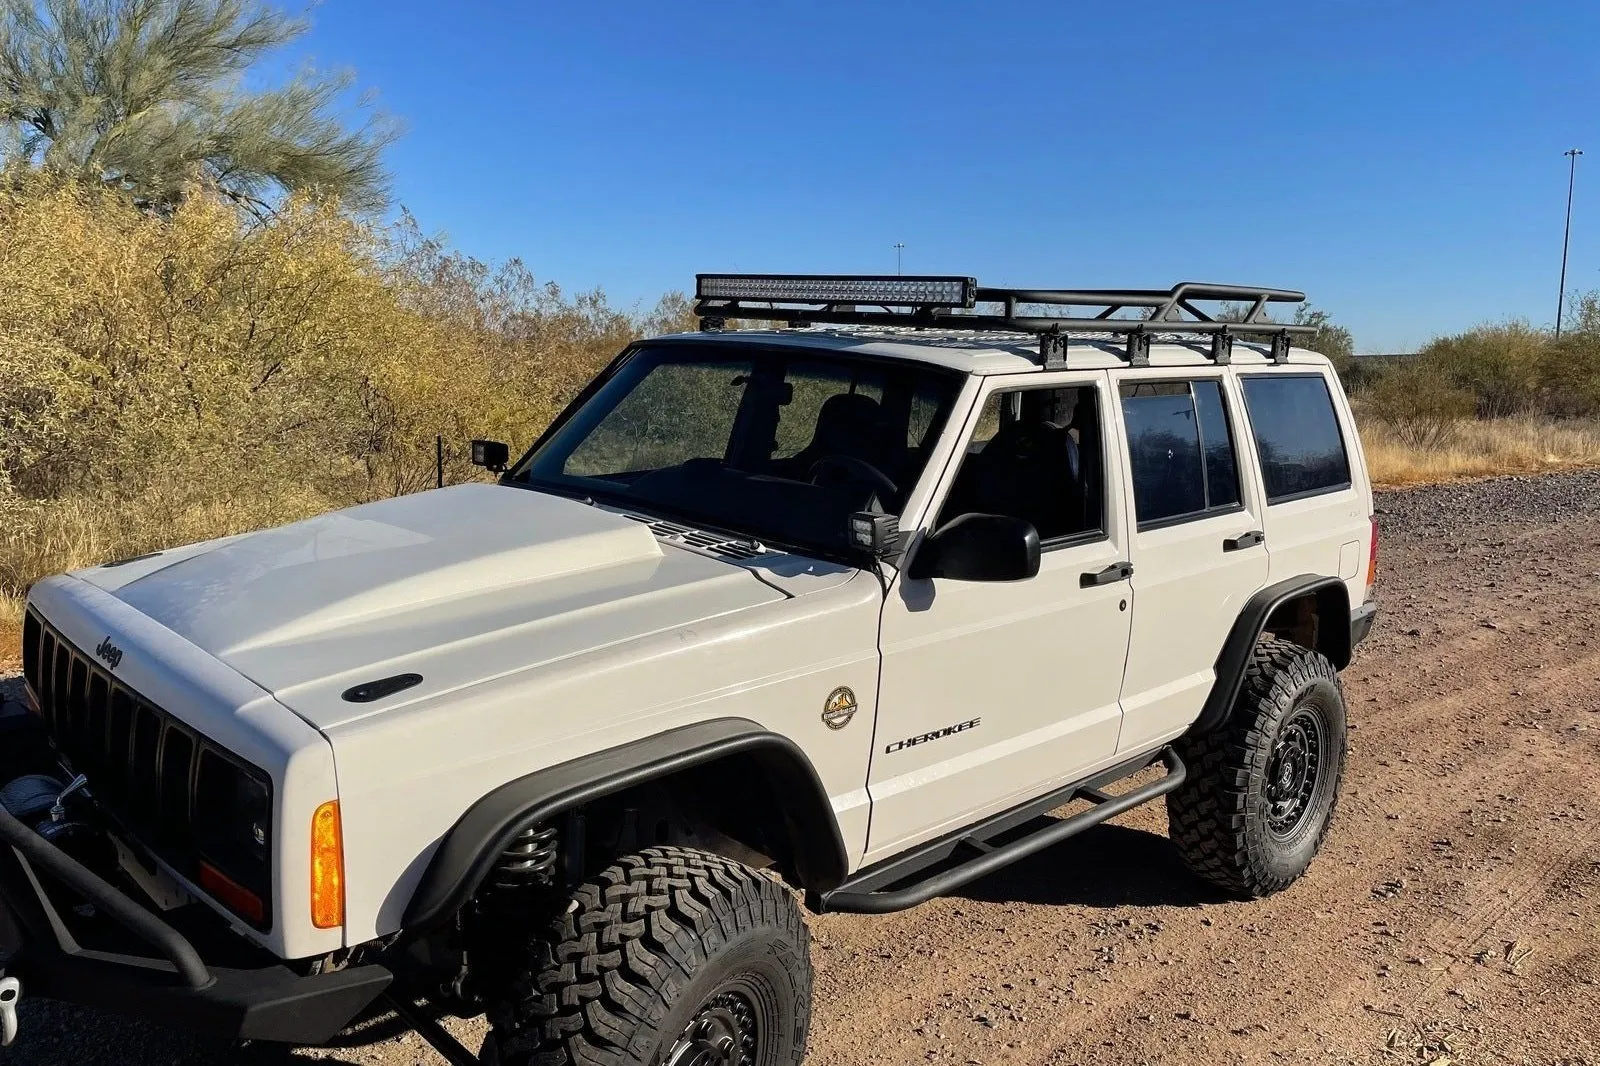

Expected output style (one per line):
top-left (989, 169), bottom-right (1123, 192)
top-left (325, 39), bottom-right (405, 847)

top-left (694, 275), bottom-right (1317, 366)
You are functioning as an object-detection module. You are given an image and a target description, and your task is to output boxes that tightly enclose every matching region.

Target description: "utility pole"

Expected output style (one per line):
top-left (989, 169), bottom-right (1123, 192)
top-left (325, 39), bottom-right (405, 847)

top-left (893, 242), bottom-right (905, 275)
top-left (1558, 148), bottom-right (1583, 338)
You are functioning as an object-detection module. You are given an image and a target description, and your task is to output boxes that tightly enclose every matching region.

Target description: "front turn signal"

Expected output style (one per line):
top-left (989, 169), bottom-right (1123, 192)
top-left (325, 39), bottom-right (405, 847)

top-left (310, 800), bottom-right (345, 929)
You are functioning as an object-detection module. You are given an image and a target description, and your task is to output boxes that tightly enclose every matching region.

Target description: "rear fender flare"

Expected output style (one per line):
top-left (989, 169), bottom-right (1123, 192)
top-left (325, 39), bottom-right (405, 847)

top-left (1189, 575), bottom-right (1351, 736)
top-left (401, 718), bottom-right (847, 933)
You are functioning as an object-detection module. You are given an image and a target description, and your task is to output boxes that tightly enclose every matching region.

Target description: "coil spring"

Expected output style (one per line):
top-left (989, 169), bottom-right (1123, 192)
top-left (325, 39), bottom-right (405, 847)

top-left (491, 822), bottom-right (559, 890)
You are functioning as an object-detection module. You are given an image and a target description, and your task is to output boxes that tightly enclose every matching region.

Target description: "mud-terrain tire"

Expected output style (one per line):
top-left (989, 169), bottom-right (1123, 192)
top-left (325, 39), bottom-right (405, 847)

top-left (1167, 637), bottom-right (1348, 898)
top-left (480, 845), bottom-right (811, 1066)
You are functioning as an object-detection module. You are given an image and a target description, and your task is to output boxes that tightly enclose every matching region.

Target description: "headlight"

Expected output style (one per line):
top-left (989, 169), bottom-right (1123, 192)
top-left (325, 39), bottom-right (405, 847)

top-left (193, 749), bottom-right (273, 927)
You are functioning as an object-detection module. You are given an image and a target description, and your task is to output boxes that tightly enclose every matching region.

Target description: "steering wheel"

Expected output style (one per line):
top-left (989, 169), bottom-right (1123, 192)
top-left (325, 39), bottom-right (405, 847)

top-left (807, 455), bottom-right (900, 500)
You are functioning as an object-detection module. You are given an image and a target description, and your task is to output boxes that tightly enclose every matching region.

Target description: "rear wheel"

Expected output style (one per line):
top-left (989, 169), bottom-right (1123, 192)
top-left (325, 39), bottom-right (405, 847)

top-left (480, 846), bottom-right (811, 1066)
top-left (1167, 637), bottom-right (1348, 897)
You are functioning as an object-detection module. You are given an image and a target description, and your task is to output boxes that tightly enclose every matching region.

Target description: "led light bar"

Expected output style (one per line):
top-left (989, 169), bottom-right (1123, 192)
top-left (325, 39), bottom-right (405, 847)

top-left (696, 274), bottom-right (977, 309)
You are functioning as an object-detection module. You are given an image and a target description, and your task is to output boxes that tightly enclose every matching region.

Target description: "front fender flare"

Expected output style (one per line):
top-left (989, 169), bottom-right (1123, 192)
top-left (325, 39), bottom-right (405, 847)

top-left (401, 718), bottom-right (848, 933)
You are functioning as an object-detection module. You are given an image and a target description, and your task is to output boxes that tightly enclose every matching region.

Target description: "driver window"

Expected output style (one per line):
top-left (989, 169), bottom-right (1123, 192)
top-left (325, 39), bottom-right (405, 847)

top-left (936, 384), bottom-right (1104, 544)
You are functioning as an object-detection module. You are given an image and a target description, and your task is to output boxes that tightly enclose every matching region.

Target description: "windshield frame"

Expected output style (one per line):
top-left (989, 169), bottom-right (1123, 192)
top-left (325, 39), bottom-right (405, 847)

top-left (501, 336), bottom-right (968, 564)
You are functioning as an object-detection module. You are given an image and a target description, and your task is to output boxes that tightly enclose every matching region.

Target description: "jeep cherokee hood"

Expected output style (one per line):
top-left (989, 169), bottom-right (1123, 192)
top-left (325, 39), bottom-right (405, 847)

top-left (76, 484), bottom-right (786, 729)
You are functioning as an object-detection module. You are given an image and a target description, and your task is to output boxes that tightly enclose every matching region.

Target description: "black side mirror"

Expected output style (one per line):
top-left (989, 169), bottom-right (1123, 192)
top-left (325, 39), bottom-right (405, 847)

top-left (470, 439), bottom-right (510, 473)
top-left (907, 513), bottom-right (1041, 582)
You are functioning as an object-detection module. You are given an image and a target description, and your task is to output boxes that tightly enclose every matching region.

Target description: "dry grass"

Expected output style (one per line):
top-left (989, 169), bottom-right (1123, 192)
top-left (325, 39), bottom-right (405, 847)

top-left (0, 596), bottom-right (20, 670)
top-left (1360, 416), bottom-right (1600, 488)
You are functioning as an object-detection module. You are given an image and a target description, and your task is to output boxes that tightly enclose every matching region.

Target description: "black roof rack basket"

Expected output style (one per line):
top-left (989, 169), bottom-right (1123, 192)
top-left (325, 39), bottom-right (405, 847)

top-left (693, 275), bottom-right (1317, 366)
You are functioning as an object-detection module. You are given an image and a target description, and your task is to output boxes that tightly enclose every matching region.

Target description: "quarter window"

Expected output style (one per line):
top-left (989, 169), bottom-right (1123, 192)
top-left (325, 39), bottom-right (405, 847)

top-left (1120, 379), bottom-right (1242, 526)
top-left (1239, 375), bottom-right (1352, 502)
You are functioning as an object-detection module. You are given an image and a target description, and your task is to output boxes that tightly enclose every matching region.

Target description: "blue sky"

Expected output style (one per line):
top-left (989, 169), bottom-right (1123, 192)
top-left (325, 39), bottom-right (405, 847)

top-left (284, 1), bottom-right (1600, 352)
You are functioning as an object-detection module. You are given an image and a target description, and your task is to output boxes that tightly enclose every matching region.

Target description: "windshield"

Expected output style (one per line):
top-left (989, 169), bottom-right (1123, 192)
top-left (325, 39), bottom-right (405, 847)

top-left (510, 342), bottom-right (962, 558)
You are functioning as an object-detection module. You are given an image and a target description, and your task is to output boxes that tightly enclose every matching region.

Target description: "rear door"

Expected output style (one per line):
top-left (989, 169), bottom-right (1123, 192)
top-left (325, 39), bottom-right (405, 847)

top-left (1113, 371), bottom-right (1270, 754)
top-left (1235, 368), bottom-right (1374, 610)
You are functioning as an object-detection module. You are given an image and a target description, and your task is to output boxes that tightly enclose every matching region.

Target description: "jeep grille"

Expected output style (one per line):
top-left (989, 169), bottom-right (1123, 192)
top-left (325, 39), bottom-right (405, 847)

top-left (20, 608), bottom-right (274, 929)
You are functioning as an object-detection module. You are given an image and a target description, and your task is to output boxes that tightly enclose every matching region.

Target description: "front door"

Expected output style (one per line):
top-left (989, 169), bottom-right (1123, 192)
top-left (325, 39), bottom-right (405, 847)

top-left (1113, 371), bottom-right (1271, 755)
top-left (866, 373), bottom-right (1135, 863)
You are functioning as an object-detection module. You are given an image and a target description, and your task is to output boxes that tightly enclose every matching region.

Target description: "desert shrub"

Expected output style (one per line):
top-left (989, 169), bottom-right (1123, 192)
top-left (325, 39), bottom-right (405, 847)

top-left (0, 174), bottom-right (687, 602)
top-left (1415, 321), bottom-right (1547, 419)
top-left (1362, 362), bottom-right (1476, 448)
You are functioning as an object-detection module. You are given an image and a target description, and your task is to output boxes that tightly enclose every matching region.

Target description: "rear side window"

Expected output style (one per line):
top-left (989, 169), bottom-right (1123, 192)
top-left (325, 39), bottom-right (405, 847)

top-left (1120, 379), bottom-right (1241, 526)
top-left (1239, 375), bottom-right (1352, 502)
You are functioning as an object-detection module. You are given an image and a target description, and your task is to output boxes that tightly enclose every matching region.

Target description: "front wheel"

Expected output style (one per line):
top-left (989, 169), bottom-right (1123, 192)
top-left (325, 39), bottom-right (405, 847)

top-left (1166, 637), bottom-right (1348, 897)
top-left (480, 846), bottom-right (811, 1066)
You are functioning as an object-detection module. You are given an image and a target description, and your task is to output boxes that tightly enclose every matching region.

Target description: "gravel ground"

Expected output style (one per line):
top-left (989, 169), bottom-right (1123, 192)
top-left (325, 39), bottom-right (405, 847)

top-left (3, 470), bottom-right (1599, 1065)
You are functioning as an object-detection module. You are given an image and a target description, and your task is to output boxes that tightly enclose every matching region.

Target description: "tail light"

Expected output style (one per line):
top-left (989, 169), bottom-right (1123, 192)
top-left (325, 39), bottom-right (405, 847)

top-left (1366, 515), bottom-right (1379, 598)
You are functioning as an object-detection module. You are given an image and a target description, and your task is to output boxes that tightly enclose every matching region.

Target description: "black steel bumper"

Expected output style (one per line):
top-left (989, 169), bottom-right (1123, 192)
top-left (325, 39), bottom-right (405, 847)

top-left (1350, 602), bottom-right (1378, 649)
top-left (0, 796), bottom-right (391, 1044)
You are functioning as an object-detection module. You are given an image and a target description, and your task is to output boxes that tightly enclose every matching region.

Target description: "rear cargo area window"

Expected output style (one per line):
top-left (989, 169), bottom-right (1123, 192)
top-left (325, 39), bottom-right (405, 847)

top-left (1120, 379), bottom-right (1241, 527)
top-left (1240, 375), bottom-right (1352, 502)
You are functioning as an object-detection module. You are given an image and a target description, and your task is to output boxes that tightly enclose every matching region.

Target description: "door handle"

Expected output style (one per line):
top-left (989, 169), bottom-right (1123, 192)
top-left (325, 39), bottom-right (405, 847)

top-left (1081, 561), bottom-right (1134, 587)
top-left (1224, 530), bottom-right (1265, 552)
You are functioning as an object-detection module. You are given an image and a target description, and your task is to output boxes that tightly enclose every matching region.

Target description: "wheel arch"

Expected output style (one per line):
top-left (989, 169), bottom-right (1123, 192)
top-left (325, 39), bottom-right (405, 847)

top-left (401, 718), bottom-right (848, 934)
top-left (1190, 575), bottom-right (1351, 736)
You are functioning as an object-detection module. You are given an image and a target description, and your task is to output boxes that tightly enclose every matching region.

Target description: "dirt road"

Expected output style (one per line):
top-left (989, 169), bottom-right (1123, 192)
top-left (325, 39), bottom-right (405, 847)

top-left (3, 471), bottom-right (1598, 1066)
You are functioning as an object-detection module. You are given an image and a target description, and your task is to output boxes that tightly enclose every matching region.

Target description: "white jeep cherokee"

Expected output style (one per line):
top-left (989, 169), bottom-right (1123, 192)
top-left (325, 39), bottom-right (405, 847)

top-left (0, 277), bottom-right (1378, 1065)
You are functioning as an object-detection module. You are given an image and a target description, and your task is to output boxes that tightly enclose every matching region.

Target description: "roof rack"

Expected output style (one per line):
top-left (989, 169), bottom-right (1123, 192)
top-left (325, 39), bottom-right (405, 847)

top-left (693, 274), bottom-right (1318, 367)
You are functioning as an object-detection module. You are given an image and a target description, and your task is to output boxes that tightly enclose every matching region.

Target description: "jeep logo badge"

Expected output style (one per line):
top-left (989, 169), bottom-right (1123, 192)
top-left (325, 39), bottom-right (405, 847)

top-left (94, 637), bottom-right (123, 670)
top-left (821, 687), bottom-right (858, 730)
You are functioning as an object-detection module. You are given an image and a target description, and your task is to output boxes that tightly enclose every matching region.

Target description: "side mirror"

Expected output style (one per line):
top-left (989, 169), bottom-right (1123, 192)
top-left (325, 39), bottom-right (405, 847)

top-left (470, 439), bottom-right (510, 473)
top-left (908, 513), bottom-right (1041, 582)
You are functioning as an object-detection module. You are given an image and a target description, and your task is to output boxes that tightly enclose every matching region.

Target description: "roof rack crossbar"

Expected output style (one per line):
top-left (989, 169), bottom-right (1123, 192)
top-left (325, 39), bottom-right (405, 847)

top-left (692, 276), bottom-right (1316, 364)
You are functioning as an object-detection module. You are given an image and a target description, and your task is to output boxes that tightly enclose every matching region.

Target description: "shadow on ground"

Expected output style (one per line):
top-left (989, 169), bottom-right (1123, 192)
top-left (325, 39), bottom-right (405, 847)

top-left (953, 823), bottom-right (1228, 909)
top-left (3, 998), bottom-right (464, 1065)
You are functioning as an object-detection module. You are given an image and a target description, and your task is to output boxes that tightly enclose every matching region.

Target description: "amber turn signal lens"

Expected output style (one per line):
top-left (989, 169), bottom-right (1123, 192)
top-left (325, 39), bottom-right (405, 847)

top-left (310, 800), bottom-right (344, 929)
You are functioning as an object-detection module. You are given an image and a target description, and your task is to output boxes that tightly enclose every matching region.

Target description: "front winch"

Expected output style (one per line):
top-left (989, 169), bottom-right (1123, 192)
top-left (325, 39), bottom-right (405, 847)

top-left (0, 773), bottom-right (116, 883)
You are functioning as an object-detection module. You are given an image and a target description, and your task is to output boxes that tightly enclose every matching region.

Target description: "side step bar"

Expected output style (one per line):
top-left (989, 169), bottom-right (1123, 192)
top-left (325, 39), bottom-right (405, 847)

top-left (816, 747), bottom-right (1186, 914)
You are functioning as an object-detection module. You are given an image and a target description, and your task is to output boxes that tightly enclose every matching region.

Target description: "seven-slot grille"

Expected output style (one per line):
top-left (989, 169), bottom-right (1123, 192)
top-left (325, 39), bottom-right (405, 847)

top-left (19, 607), bottom-right (274, 928)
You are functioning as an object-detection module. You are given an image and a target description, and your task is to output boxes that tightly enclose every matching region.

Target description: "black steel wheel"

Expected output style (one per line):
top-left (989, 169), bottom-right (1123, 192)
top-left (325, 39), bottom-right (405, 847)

top-left (664, 987), bottom-right (765, 1066)
top-left (1167, 637), bottom-right (1348, 898)
top-left (479, 846), bottom-right (810, 1066)
top-left (1265, 705), bottom-right (1327, 839)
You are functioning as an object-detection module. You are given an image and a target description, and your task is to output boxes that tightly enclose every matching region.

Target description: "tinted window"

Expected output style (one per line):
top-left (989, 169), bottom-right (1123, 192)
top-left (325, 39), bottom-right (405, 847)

top-left (1240, 375), bottom-right (1352, 502)
top-left (938, 385), bottom-right (1103, 543)
top-left (1121, 384), bottom-right (1204, 522)
top-left (1193, 380), bottom-right (1241, 509)
top-left (1120, 379), bottom-right (1241, 525)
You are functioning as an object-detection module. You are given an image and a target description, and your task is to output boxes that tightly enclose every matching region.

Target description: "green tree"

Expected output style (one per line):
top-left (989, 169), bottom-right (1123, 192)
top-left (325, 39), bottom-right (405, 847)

top-left (1291, 304), bottom-right (1354, 373)
top-left (0, 0), bottom-right (393, 212)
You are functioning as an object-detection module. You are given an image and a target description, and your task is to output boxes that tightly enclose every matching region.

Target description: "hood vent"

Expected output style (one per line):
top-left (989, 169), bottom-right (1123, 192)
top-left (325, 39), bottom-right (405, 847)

top-left (341, 673), bottom-right (425, 703)
top-left (625, 515), bottom-right (767, 561)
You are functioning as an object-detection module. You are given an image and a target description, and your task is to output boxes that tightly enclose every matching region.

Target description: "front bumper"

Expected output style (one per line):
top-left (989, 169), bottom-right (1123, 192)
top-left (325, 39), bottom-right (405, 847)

top-left (0, 783), bottom-right (390, 1045)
